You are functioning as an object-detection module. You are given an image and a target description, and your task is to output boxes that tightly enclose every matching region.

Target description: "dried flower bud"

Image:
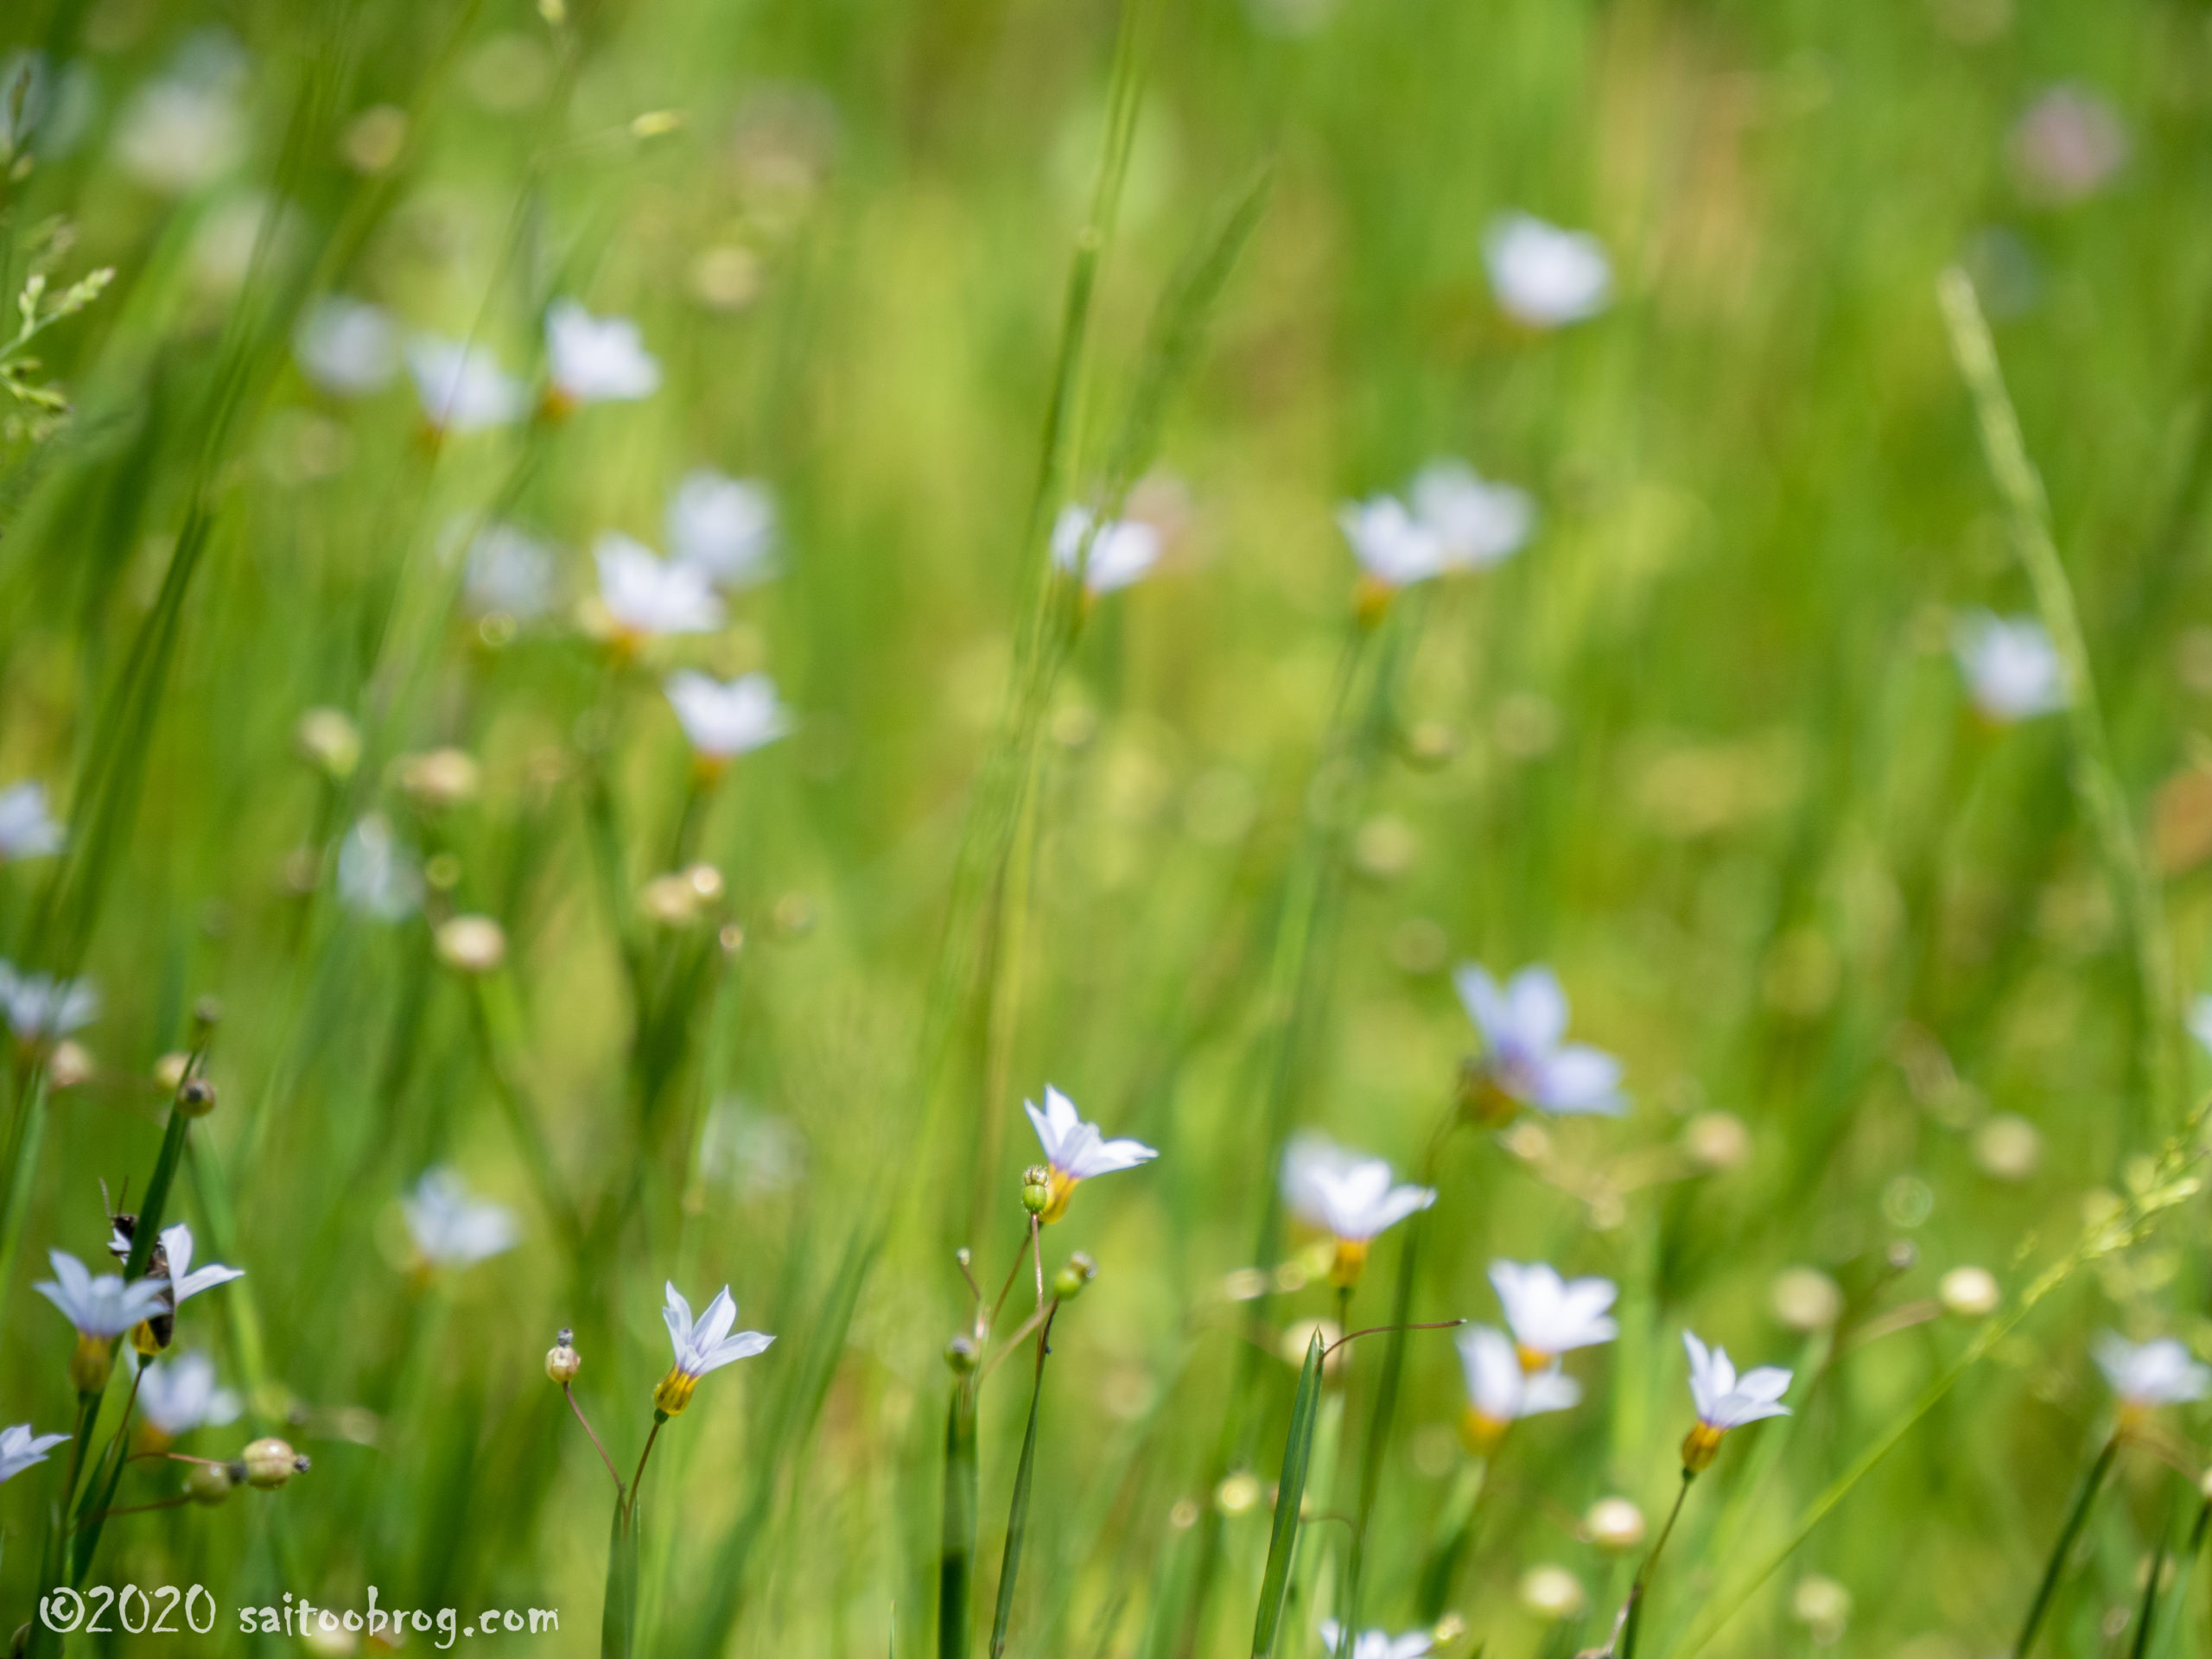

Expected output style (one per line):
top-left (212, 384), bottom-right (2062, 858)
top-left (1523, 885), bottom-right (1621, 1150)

top-left (944, 1335), bottom-right (980, 1375)
top-left (1020, 1165), bottom-right (1053, 1216)
top-left (397, 747), bottom-right (481, 810)
top-left (296, 708), bottom-right (361, 780)
top-left (1770, 1267), bottom-right (1843, 1333)
top-left (435, 915), bottom-right (507, 974)
top-left (48, 1040), bottom-right (92, 1090)
top-left (1518, 1565), bottom-right (1586, 1619)
top-left (640, 873), bottom-right (704, 928)
top-left (186, 1460), bottom-right (235, 1505)
top-left (1213, 1471), bottom-right (1261, 1515)
top-left (1682, 1110), bottom-right (1752, 1172)
top-left (1052, 1251), bottom-right (1098, 1302)
top-left (178, 1077), bottom-right (217, 1119)
top-left (546, 1329), bottom-right (582, 1383)
top-left (1584, 1495), bottom-right (1646, 1551)
top-left (1937, 1265), bottom-right (2001, 1319)
top-left (240, 1437), bottom-right (309, 1489)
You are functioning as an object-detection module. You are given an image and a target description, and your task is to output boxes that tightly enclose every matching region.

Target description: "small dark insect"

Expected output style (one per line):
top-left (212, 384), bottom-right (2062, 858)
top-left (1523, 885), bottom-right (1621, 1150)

top-left (102, 1180), bottom-right (174, 1350)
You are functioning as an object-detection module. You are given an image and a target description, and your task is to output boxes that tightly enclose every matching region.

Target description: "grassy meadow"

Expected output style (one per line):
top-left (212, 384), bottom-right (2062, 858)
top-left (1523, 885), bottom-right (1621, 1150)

top-left (5, 0), bottom-right (2212, 1654)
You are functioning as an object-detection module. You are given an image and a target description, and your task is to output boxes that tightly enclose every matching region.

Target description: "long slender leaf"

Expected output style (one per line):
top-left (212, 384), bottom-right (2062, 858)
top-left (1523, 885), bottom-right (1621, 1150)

top-left (941, 1382), bottom-right (978, 1659)
top-left (2013, 1435), bottom-right (2117, 1659)
top-left (602, 1490), bottom-right (639, 1659)
top-left (988, 1350), bottom-right (1051, 1658)
top-left (1251, 1332), bottom-right (1325, 1658)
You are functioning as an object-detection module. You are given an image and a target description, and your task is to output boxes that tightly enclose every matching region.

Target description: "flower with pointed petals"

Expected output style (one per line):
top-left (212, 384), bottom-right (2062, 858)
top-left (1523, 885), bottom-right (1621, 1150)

top-left (1051, 505), bottom-right (1161, 596)
top-left (0, 1422), bottom-right (70, 1485)
top-left (668, 470), bottom-right (779, 588)
top-left (665, 671), bottom-right (790, 768)
top-left (1024, 1084), bottom-right (1157, 1223)
top-left (1317, 1622), bottom-right (1433, 1659)
top-left (1953, 610), bottom-right (2066, 722)
top-left (36, 1250), bottom-right (167, 1339)
top-left (405, 336), bottom-right (526, 435)
top-left (0, 962), bottom-right (99, 1043)
top-left (106, 1222), bottom-right (244, 1352)
top-left (136, 1351), bottom-right (242, 1439)
top-left (1490, 1261), bottom-right (1618, 1370)
top-left (1484, 213), bottom-right (1612, 328)
top-left (294, 296), bottom-right (399, 397)
top-left (403, 1168), bottom-right (518, 1271)
top-left (653, 1282), bottom-right (774, 1415)
top-left (545, 300), bottom-right (661, 412)
top-left (1409, 461), bottom-right (1535, 570)
top-left (0, 782), bottom-right (65, 861)
top-left (594, 533), bottom-right (726, 641)
top-left (1455, 963), bottom-right (1624, 1120)
top-left (2095, 1332), bottom-right (2211, 1420)
top-left (464, 523), bottom-right (556, 621)
top-left (1281, 1133), bottom-right (1435, 1285)
top-left (1681, 1330), bottom-right (1792, 1470)
top-left (1339, 495), bottom-right (1446, 594)
top-left (1456, 1324), bottom-right (1579, 1452)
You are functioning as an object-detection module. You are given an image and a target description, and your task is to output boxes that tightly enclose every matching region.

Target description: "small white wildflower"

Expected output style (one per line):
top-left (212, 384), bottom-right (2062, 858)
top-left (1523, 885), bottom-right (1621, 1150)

top-left (653, 1282), bottom-right (773, 1415)
top-left (1338, 495), bottom-right (1446, 590)
top-left (1681, 1329), bottom-right (1792, 1469)
top-left (664, 671), bottom-right (790, 765)
top-left (1456, 963), bottom-right (1624, 1118)
top-left (2094, 1332), bottom-right (2211, 1415)
top-left (137, 1351), bottom-right (242, 1437)
top-left (1024, 1084), bottom-right (1158, 1223)
top-left (1490, 1261), bottom-right (1618, 1365)
top-left (1281, 1132), bottom-right (1434, 1286)
top-left (0, 1422), bottom-right (70, 1484)
top-left (405, 337), bottom-right (527, 435)
top-left (668, 469), bottom-right (779, 588)
top-left (0, 963), bottom-right (99, 1041)
top-left (337, 815), bottom-right (423, 922)
top-left (463, 523), bottom-right (556, 620)
top-left (1484, 213), bottom-right (1612, 327)
top-left (1408, 460), bottom-right (1535, 570)
top-left (544, 300), bottom-right (661, 409)
top-left (111, 48), bottom-right (246, 195)
top-left (35, 1250), bottom-right (167, 1339)
top-left (0, 782), bottom-right (65, 861)
top-left (594, 533), bottom-right (725, 639)
top-left (402, 1167), bottom-right (518, 1270)
top-left (294, 296), bottom-right (400, 397)
top-left (1455, 1324), bottom-right (1579, 1450)
top-left (1316, 1622), bottom-right (1431, 1659)
top-left (1051, 505), bottom-right (1162, 596)
top-left (1952, 610), bottom-right (2067, 722)
top-left (2011, 86), bottom-right (2127, 206)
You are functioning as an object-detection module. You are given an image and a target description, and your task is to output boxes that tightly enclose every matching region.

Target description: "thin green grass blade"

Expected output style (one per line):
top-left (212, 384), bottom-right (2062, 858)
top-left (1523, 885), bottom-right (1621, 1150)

top-left (2128, 1514), bottom-right (2172, 1659)
top-left (1251, 1332), bottom-right (1325, 1658)
top-left (2012, 1435), bottom-right (2117, 1658)
top-left (1338, 1216), bottom-right (1423, 1633)
top-left (941, 1382), bottom-right (978, 1659)
top-left (988, 1353), bottom-right (1050, 1658)
top-left (602, 1491), bottom-right (639, 1659)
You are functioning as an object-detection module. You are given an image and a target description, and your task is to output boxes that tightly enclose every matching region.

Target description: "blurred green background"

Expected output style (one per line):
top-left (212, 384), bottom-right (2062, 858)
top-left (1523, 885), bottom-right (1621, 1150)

top-left (5, 0), bottom-right (2212, 1653)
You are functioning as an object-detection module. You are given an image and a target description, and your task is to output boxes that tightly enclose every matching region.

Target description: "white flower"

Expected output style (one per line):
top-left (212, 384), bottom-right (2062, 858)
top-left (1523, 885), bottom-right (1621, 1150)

top-left (2094, 1332), bottom-right (2211, 1412)
top-left (664, 671), bottom-right (790, 763)
top-left (668, 470), bottom-right (779, 588)
top-left (337, 815), bottom-right (423, 922)
top-left (0, 782), bottom-right (65, 861)
top-left (1681, 1329), bottom-right (1791, 1469)
top-left (1456, 1324), bottom-right (1580, 1446)
top-left (0, 1422), bottom-right (70, 1485)
top-left (142, 1222), bottom-right (245, 1308)
top-left (654, 1282), bottom-right (774, 1414)
top-left (1338, 496), bottom-right (1446, 590)
top-left (111, 68), bottom-right (245, 195)
top-left (545, 300), bottom-right (661, 406)
top-left (1024, 1084), bottom-right (1158, 1222)
top-left (0, 962), bottom-right (99, 1040)
top-left (595, 533), bottom-right (726, 639)
top-left (1051, 506), bottom-right (1162, 595)
top-left (1317, 1623), bottom-right (1432, 1659)
top-left (294, 296), bottom-right (399, 397)
top-left (2191, 994), bottom-right (2212, 1058)
top-left (2011, 86), bottom-right (2127, 206)
top-left (1281, 1133), bottom-right (1433, 1285)
top-left (1952, 610), bottom-right (2067, 722)
top-left (1484, 213), bottom-right (1612, 327)
top-left (35, 1250), bottom-right (167, 1338)
top-left (402, 1168), bottom-right (518, 1271)
top-left (463, 523), bottom-right (556, 620)
top-left (1409, 461), bottom-right (1535, 570)
top-left (136, 1352), bottom-right (242, 1437)
top-left (1490, 1261), bottom-right (1618, 1363)
top-left (1456, 963), bottom-right (1624, 1117)
top-left (405, 337), bottom-right (527, 435)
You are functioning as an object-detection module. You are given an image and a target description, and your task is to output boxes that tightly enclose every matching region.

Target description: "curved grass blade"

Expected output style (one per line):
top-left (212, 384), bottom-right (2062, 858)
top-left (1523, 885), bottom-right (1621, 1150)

top-left (1251, 1331), bottom-right (1325, 1658)
top-left (988, 1349), bottom-right (1052, 1658)
top-left (2013, 1435), bottom-right (2117, 1658)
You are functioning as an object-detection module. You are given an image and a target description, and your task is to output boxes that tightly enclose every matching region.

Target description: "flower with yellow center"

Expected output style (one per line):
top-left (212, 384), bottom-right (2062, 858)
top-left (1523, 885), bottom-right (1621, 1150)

top-left (35, 1249), bottom-right (167, 1391)
top-left (1281, 1132), bottom-right (1435, 1287)
top-left (1453, 1325), bottom-right (1578, 1453)
top-left (652, 1281), bottom-right (774, 1417)
top-left (2095, 1332), bottom-right (2210, 1430)
top-left (1489, 1260), bottom-right (1618, 1373)
top-left (1022, 1084), bottom-right (1157, 1224)
top-left (1680, 1329), bottom-right (1791, 1471)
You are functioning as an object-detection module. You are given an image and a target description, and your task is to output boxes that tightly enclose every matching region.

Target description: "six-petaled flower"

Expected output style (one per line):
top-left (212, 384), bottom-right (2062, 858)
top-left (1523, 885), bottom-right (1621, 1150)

top-left (1681, 1329), bottom-right (1792, 1471)
top-left (1281, 1132), bottom-right (1434, 1287)
top-left (654, 1282), bottom-right (774, 1416)
top-left (1490, 1260), bottom-right (1618, 1370)
top-left (1455, 963), bottom-right (1624, 1120)
top-left (1023, 1085), bottom-right (1157, 1224)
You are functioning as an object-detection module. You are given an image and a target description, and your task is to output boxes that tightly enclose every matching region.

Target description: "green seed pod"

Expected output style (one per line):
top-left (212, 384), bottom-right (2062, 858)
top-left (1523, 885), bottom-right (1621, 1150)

top-left (1020, 1165), bottom-right (1053, 1217)
top-left (187, 1461), bottom-right (236, 1506)
top-left (1052, 1250), bottom-right (1098, 1302)
top-left (944, 1335), bottom-right (980, 1374)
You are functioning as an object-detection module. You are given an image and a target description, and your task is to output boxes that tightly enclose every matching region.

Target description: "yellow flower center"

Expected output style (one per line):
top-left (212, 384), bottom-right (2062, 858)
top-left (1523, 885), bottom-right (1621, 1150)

top-left (1516, 1343), bottom-right (1553, 1375)
top-left (1328, 1238), bottom-right (1370, 1288)
top-left (653, 1366), bottom-right (700, 1416)
top-left (131, 1319), bottom-right (163, 1357)
top-left (1681, 1421), bottom-right (1725, 1472)
top-left (1459, 1406), bottom-right (1509, 1456)
top-left (1040, 1169), bottom-right (1079, 1225)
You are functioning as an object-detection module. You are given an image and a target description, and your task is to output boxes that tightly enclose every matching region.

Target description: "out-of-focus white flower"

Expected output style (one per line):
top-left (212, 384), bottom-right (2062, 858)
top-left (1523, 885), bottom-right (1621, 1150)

top-left (1316, 1622), bottom-right (1432, 1659)
top-left (1051, 505), bottom-right (1162, 596)
top-left (403, 1167), bottom-right (518, 1270)
top-left (1456, 963), bottom-right (1624, 1118)
top-left (1484, 213), bottom-right (1612, 327)
top-left (1455, 1324), bottom-right (1579, 1449)
top-left (544, 300), bottom-right (661, 409)
top-left (0, 782), bottom-right (65, 861)
top-left (136, 1351), bottom-right (242, 1437)
top-left (463, 523), bottom-right (556, 620)
top-left (2190, 993), bottom-right (2212, 1058)
top-left (1490, 1261), bottom-right (1618, 1365)
top-left (0, 1422), bottom-right (70, 1484)
top-left (665, 671), bottom-right (790, 765)
top-left (1281, 1132), bottom-right (1434, 1285)
top-left (2095, 1332), bottom-right (2210, 1415)
top-left (1952, 610), bottom-right (2067, 722)
top-left (35, 1250), bottom-right (166, 1339)
top-left (0, 963), bottom-right (99, 1041)
top-left (337, 815), bottom-right (423, 922)
top-left (295, 296), bottom-right (400, 397)
top-left (111, 45), bottom-right (245, 195)
top-left (654, 1282), bottom-right (773, 1414)
top-left (1339, 496), bottom-right (1446, 590)
top-left (2011, 86), bottom-right (2127, 206)
top-left (1681, 1329), bottom-right (1792, 1469)
top-left (405, 337), bottom-right (527, 435)
top-left (668, 470), bottom-right (779, 588)
top-left (1409, 461), bottom-right (1535, 570)
top-left (594, 533), bottom-right (725, 639)
top-left (1025, 1084), bottom-right (1157, 1223)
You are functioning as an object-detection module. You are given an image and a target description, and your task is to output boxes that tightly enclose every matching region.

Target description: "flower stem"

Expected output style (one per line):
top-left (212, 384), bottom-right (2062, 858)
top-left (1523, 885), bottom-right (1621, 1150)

top-left (2013, 1433), bottom-right (2119, 1658)
top-left (626, 1414), bottom-right (665, 1520)
top-left (1615, 1467), bottom-right (1696, 1659)
top-left (565, 1382), bottom-right (624, 1493)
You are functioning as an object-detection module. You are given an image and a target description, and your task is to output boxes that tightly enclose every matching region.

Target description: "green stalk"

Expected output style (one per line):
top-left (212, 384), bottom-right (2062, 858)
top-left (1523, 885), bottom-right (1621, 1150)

top-left (1250, 1332), bottom-right (1326, 1658)
top-left (940, 1379), bottom-right (980, 1659)
top-left (1338, 1212), bottom-right (1425, 1636)
top-left (2012, 1434), bottom-right (2118, 1659)
top-left (1415, 1456), bottom-right (1489, 1622)
top-left (602, 1484), bottom-right (640, 1659)
top-left (1619, 1471), bottom-right (1694, 1659)
top-left (0, 1062), bottom-right (51, 1328)
top-left (2127, 1512), bottom-right (2172, 1659)
top-left (988, 1306), bottom-right (1058, 1659)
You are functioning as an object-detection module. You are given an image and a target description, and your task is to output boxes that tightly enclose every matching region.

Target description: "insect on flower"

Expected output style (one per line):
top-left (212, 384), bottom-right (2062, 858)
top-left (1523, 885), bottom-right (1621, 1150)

top-left (0, 1422), bottom-right (71, 1485)
top-left (1455, 1324), bottom-right (1579, 1452)
top-left (1952, 609), bottom-right (2067, 723)
top-left (1050, 505), bottom-right (1162, 597)
top-left (1023, 1084), bottom-right (1158, 1224)
top-left (1454, 963), bottom-right (1624, 1122)
top-left (654, 1282), bottom-right (774, 1416)
top-left (107, 1220), bottom-right (245, 1353)
top-left (1489, 1260), bottom-right (1618, 1370)
top-left (2094, 1332), bottom-right (2211, 1427)
top-left (543, 299), bottom-right (662, 415)
top-left (664, 671), bottom-right (791, 771)
top-left (1316, 1621), bottom-right (1433, 1659)
top-left (1281, 1132), bottom-right (1435, 1286)
top-left (1680, 1329), bottom-right (1792, 1471)
top-left (0, 781), bottom-right (65, 861)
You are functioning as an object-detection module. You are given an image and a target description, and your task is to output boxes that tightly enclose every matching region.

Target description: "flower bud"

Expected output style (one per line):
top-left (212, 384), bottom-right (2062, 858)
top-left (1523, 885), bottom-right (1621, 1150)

top-left (1584, 1495), bottom-right (1646, 1551)
top-left (944, 1335), bottom-right (980, 1375)
top-left (296, 708), bottom-right (362, 780)
top-left (1430, 1613), bottom-right (1467, 1648)
top-left (69, 1332), bottom-right (111, 1395)
top-left (1020, 1165), bottom-right (1053, 1217)
top-left (1682, 1110), bottom-right (1752, 1172)
top-left (178, 1076), bottom-right (217, 1119)
top-left (240, 1437), bottom-right (309, 1489)
top-left (435, 915), bottom-right (507, 974)
top-left (153, 1052), bottom-right (190, 1093)
top-left (186, 1460), bottom-right (236, 1506)
top-left (1052, 1251), bottom-right (1098, 1302)
top-left (48, 1040), bottom-right (92, 1090)
top-left (1937, 1264), bottom-right (2001, 1319)
top-left (191, 995), bottom-right (223, 1035)
top-left (1518, 1565), bottom-right (1586, 1619)
top-left (397, 747), bottom-right (481, 810)
top-left (546, 1329), bottom-right (582, 1383)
